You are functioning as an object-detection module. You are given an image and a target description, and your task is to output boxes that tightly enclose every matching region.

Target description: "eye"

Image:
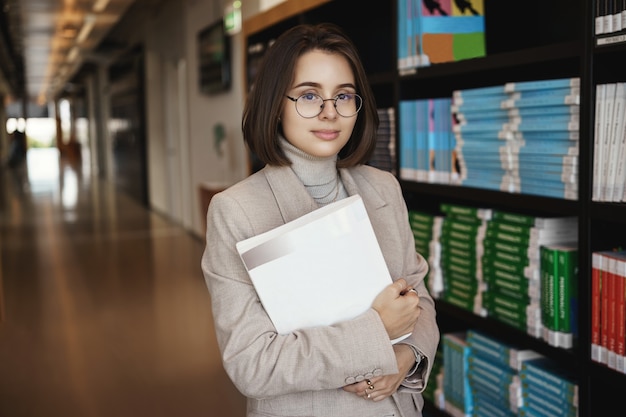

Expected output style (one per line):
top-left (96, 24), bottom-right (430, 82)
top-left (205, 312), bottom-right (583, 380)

top-left (300, 93), bottom-right (320, 102)
top-left (336, 93), bottom-right (354, 102)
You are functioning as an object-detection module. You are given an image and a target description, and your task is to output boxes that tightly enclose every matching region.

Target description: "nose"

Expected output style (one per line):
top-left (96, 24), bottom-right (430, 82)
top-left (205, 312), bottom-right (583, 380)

top-left (319, 98), bottom-right (338, 118)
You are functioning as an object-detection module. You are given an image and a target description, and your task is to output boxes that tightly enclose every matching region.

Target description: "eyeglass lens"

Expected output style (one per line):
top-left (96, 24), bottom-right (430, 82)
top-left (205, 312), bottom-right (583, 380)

top-left (295, 94), bottom-right (362, 118)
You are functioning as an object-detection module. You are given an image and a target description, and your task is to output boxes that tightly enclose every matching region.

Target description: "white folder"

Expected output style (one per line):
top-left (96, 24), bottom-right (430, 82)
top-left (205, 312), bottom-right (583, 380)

top-left (236, 194), bottom-right (394, 336)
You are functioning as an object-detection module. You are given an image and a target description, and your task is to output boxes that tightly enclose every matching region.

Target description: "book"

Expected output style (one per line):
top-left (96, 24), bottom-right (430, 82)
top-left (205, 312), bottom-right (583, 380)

top-left (467, 329), bottom-right (542, 371)
top-left (504, 77), bottom-right (580, 93)
top-left (236, 194), bottom-right (405, 339)
top-left (591, 252), bottom-right (604, 362)
top-left (368, 107), bottom-right (396, 174)
top-left (593, 83), bottom-right (607, 201)
top-left (604, 82), bottom-right (626, 201)
top-left (442, 332), bottom-right (474, 417)
top-left (520, 357), bottom-right (578, 400)
top-left (598, 83), bottom-right (617, 201)
top-left (540, 243), bottom-right (578, 349)
top-left (399, 0), bottom-right (486, 69)
top-left (399, 100), bottom-right (417, 180)
top-left (598, 250), bottom-right (626, 371)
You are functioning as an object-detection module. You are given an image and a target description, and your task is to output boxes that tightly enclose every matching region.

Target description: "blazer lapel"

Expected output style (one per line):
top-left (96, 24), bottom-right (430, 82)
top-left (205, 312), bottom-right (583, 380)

top-left (339, 167), bottom-right (387, 211)
top-left (262, 165), bottom-right (388, 224)
top-left (263, 165), bottom-right (318, 223)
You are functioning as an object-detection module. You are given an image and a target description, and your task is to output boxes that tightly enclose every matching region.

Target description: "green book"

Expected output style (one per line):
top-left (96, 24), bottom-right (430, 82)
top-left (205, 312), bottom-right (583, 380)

top-left (540, 245), bottom-right (559, 333)
top-left (556, 244), bottom-right (578, 348)
top-left (491, 210), bottom-right (577, 230)
top-left (440, 203), bottom-right (492, 220)
top-left (540, 243), bottom-right (578, 349)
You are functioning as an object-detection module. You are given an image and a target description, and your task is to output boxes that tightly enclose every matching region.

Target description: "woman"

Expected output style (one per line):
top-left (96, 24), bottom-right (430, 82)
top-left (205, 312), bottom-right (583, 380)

top-left (202, 23), bottom-right (439, 417)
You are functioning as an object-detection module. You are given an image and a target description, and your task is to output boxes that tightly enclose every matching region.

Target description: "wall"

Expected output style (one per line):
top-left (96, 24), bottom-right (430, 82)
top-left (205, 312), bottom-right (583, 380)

top-left (91, 0), bottom-right (269, 238)
top-left (183, 0), bottom-right (250, 237)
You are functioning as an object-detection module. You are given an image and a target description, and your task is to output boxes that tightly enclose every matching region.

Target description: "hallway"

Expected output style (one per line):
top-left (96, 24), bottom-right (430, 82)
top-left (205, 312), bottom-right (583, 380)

top-left (0, 148), bottom-right (246, 416)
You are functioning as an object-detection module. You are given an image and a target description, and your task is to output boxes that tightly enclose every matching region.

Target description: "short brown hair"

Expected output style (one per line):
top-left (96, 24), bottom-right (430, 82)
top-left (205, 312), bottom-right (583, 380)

top-left (242, 23), bottom-right (379, 168)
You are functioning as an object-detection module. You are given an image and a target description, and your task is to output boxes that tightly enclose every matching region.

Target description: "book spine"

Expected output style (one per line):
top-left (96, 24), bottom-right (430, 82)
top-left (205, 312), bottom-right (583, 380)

top-left (604, 82), bottom-right (626, 201)
top-left (522, 386), bottom-right (578, 417)
top-left (591, 252), bottom-right (604, 362)
top-left (521, 361), bottom-right (577, 396)
top-left (399, 100), bottom-right (414, 180)
top-left (614, 256), bottom-right (626, 373)
top-left (555, 247), bottom-right (578, 349)
top-left (611, 81), bottom-right (626, 202)
top-left (540, 246), bottom-right (558, 342)
top-left (607, 256), bottom-right (618, 368)
top-left (616, 256), bottom-right (626, 373)
top-left (504, 77), bottom-right (580, 92)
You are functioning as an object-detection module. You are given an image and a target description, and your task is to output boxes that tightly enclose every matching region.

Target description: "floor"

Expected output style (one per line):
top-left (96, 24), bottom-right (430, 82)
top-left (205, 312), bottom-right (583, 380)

top-left (0, 148), bottom-right (247, 417)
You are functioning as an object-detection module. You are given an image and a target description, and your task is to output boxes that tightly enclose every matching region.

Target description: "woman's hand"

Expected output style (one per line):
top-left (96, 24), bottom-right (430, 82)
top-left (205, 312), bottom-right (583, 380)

top-left (371, 278), bottom-right (421, 341)
top-left (342, 344), bottom-right (416, 401)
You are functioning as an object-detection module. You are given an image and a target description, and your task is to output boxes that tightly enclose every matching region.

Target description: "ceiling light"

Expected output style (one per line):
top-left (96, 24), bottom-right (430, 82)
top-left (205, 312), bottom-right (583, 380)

top-left (93, 0), bottom-right (111, 12)
top-left (76, 14), bottom-right (97, 44)
top-left (68, 46), bottom-right (79, 62)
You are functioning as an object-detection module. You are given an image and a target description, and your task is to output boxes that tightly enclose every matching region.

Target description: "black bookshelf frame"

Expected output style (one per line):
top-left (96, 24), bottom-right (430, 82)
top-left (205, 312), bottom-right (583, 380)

top-left (242, 1), bottom-right (626, 415)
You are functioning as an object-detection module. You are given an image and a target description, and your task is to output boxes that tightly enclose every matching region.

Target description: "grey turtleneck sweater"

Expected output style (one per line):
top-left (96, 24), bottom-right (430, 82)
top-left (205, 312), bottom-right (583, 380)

top-left (280, 137), bottom-right (349, 206)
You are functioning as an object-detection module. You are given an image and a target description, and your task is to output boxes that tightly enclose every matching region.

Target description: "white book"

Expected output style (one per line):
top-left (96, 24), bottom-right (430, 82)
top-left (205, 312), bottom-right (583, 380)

top-left (236, 195), bottom-right (406, 339)
top-left (614, 83), bottom-right (626, 202)
top-left (593, 84), bottom-right (605, 202)
top-left (599, 83), bottom-right (617, 201)
top-left (605, 82), bottom-right (626, 201)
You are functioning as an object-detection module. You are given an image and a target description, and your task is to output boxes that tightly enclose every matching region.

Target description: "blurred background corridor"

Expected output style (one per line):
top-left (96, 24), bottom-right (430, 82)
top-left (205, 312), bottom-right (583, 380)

top-left (0, 148), bottom-right (246, 416)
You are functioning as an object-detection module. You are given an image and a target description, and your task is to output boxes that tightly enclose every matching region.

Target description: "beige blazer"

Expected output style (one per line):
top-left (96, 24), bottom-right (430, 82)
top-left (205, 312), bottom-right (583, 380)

top-left (202, 164), bottom-right (440, 417)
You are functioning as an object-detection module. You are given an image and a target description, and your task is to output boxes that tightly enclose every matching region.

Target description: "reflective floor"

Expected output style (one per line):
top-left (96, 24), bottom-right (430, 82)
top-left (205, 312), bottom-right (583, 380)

top-left (0, 148), bottom-right (246, 417)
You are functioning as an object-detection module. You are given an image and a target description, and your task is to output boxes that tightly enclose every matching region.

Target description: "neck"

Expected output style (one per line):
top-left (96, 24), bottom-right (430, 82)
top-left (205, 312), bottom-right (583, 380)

top-left (280, 137), bottom-right (346, 205)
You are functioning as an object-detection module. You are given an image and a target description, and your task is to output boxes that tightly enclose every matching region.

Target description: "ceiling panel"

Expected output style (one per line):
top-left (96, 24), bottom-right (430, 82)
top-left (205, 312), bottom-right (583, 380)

top-left (3, 0), bottom-right (138, 105)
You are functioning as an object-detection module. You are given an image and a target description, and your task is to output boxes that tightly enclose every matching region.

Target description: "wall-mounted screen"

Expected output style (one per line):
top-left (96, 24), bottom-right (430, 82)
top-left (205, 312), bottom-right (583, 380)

top-left (198, 19), bottom-right (231, 94)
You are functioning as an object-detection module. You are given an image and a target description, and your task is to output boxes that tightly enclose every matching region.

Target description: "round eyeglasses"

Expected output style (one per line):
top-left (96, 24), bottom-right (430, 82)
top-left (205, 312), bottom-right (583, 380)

top-left (285, 93), bottom-right (363, 118)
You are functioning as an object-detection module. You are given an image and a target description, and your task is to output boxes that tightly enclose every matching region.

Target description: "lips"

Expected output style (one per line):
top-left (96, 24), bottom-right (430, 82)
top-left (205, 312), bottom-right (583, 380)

top-left (313, 130), bottom-right (340, 140)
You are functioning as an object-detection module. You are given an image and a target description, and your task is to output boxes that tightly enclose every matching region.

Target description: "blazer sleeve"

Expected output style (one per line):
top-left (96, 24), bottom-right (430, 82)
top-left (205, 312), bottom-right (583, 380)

top-left (201, 189), bottom-right (400, 400)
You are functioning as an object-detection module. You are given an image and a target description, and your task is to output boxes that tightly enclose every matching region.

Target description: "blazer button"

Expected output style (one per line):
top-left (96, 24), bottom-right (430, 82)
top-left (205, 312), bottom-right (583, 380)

top-left (345, 377), bottom-right (356, 384)
top-left (373, 368), bottom-right (383, 376)
top-left (355, 375), bottom-right (365, 382)
top-left (364, 372), bottom-right (374, 379)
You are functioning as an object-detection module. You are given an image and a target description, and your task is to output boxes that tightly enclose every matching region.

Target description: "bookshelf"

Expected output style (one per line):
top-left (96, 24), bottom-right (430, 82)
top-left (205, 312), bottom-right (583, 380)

top-left (242, 0), bottom-right (626, 416)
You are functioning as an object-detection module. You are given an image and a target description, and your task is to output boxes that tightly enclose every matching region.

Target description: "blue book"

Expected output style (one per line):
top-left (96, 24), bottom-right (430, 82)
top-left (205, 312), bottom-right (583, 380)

top-left (474, 395), bottom-right (517, 417)
top-left (468, 355), bottom-right (517, 386)
top-left (514, 131), bottom-right (579, 141)
top-left (433, 97), bottom-right (454, 183)
top-left (399, 100), bottom-right (415, 180)
top-left (523, 381), bottom-right (577, 409)
top-left (452, 99), bottom-right (507, 112)
top-left (454, 84), bottom-right (507, 99)
top-left (508, 105), bottom-right (579, 117)
top-left (516, 154), bottom-right (576, 164)
top-left (467, 330), bottom-right (542, 370)
top-left (504, 77), bottom-right (580, 93)
top-left (522, 389), bottom-right (578, 417)
top-left (416, 99), bottom-right (430, 181)
top-left (517, 142), bottom-right (578, 155)
top-left (509, 86), bottom-right (580, 100)
top-left (507, 115), bottom-right (579, 132)
top-left (454, 92), bottom-right (508, 107)
top-left (443, 332), bottom-right (474, 417)
top-left (503, 94), bottom-right (580, 108)
top-left (397, 0), bottom-right (408, 69)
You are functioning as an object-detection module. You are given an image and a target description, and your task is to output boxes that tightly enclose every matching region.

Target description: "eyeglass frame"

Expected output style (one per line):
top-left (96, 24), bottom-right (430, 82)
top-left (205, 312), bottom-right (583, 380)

top-left (285, 93), bottom-right (363, 118)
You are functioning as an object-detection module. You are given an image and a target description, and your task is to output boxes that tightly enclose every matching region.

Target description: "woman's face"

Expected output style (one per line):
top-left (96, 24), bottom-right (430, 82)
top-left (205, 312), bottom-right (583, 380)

top-left (281, 49), bottom-right (358, 159)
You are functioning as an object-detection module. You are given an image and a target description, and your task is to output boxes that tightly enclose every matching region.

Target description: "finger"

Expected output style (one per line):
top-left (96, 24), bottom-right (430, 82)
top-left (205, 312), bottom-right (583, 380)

top-left (392, 278), bottom-right (408, 295)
